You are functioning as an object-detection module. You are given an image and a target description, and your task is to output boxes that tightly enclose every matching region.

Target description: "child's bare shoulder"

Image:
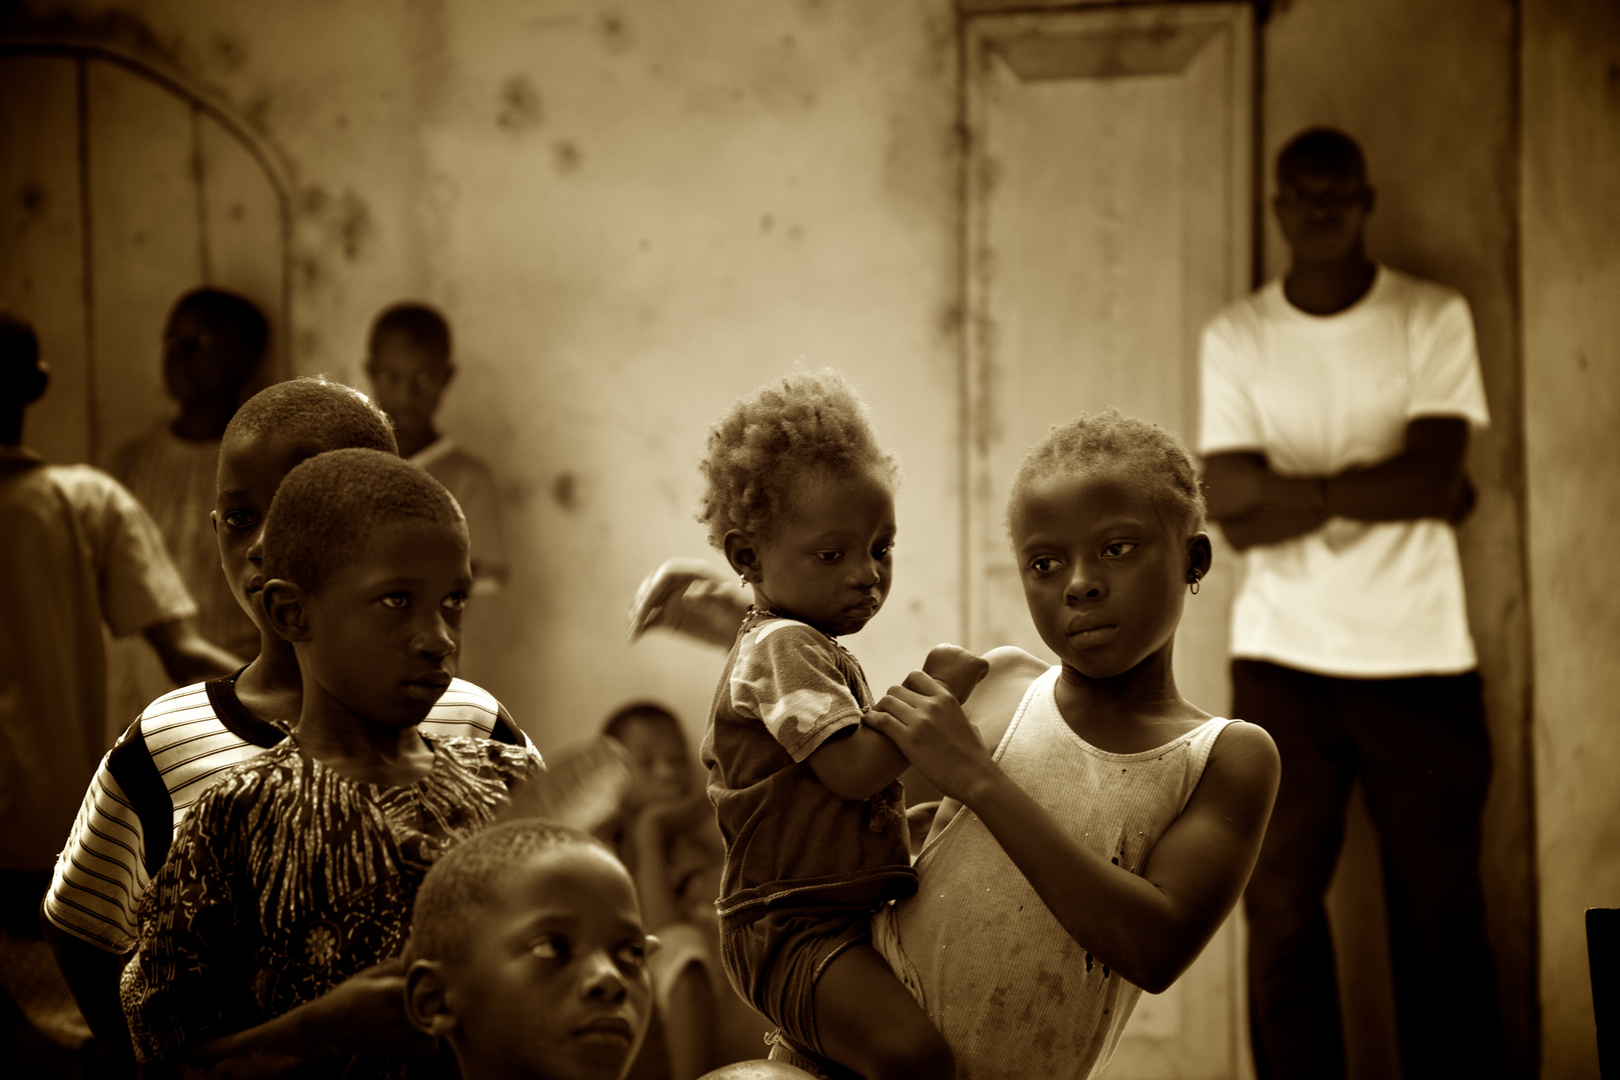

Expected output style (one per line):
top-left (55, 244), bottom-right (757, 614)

top-left (1196, 720), bottom-right (1281, 806)
top-left (1210, 719), bottom-right (1280, 768)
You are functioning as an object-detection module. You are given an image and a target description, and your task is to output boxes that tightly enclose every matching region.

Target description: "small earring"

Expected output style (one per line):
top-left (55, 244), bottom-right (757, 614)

top-left (1188, 571), bottom-right (1202, 595)
top-left (739, 574), bottom-right (749, 588)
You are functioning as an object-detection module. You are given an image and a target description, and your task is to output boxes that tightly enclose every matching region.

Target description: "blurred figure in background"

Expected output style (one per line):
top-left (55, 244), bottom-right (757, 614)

top-left (0, 314), bottom-right (233, 1057)
top-left (106, 288), bottom-right (266, 747)
top-left (1198, 127), bottom-right (1503, 1080)
top-left (365, 302), bottom-right (508, 595)
top-left (600, 701), bottom-right (769, 1080)
top-left (114, 287), bottom-right (267, 661)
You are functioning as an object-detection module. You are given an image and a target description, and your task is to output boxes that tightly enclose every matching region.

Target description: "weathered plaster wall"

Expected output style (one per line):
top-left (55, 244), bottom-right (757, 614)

top-left (1263, 0), bottom-right (1535, 1074)
top-left (1521, 1), bottom-right (1620, 1074)
top-left (2, 0), bottom-right (446, 365)
top-left (420, 0), bottom-right (962, 745)
top-left (5, 0), bottom-right (961, 756)
top-left (11, 2), bottom-right (1613, 1072)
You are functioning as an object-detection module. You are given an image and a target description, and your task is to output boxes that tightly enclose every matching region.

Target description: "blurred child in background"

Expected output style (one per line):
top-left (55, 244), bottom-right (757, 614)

top-left (600, 701), bottom-right (779, 1080)
top-left (109, 289), bottom-right (268, 723)
top-left (366, 302), bottom-right (508, 595)
top-left (0, 314), bottom-right (234, 1060)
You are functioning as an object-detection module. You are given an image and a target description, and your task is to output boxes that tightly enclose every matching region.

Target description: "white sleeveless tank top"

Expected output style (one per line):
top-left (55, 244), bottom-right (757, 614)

top-left (873, 666), bottom-right (1238, 1080)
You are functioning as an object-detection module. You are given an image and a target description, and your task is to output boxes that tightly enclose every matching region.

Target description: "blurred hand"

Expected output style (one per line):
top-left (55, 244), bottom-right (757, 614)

top-left (628, 558), bottom-right (749, 648)
top-left (499, 736), bottom-right (634, 832)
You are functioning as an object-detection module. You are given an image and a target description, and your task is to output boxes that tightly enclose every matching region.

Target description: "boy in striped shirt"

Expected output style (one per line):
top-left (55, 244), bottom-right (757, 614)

top-left (43, 376), bottom-right (534, 1074)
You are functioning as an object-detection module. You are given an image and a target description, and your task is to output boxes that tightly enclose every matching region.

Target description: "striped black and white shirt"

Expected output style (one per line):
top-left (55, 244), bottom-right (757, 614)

top-left (43, 672), bottom-right (533, 953)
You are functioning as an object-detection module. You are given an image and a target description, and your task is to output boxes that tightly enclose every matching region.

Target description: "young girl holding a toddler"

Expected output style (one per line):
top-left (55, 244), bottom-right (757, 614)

top-left (696, 371), bottom-right (955, 1080)
top-left (862, 410), bottom-right (1281, 1077)
top-left (641, 407), bottom-right (1280, 1079)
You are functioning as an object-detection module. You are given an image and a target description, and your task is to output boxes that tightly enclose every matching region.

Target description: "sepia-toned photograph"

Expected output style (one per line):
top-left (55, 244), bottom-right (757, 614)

top-left (1, 1), bottom-right (1615, 1078)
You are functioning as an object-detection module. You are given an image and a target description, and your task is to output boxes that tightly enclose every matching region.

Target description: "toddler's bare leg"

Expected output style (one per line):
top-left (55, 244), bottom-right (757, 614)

top-left (812, 944), bottom-right (953, 1080)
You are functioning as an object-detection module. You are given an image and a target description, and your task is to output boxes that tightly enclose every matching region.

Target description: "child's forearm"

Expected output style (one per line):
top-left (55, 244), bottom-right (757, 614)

top-left (958, 767), bottom-right (1196, 994)
top-left (808, 723), bottom-right (910, 801)
top-left (627, 814), bottom-right (687, 932)
top-left (41, 923), bottom-right (137, 1077)
top-left (180, 967), bottom-right (429, 1074)
top-left (181, 1012), bottom-right (318, 1077)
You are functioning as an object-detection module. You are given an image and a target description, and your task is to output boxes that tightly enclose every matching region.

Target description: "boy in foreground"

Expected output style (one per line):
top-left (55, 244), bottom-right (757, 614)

top-left (45, 377), bottom-right (529, 1074)
top-left (120, 448), bottom-right (540, 1076)
top-left (405, 820), bottom-right (655, 1080)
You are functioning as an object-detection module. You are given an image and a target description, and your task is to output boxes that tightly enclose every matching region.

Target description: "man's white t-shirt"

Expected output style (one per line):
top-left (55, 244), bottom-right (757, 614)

top-left (1198, 266), bottom-right (1489, 678)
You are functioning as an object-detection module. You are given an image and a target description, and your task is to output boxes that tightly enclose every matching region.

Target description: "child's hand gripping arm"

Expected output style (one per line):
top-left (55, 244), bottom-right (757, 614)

top-left (865, 673), bottom-right (1280, 995)
top-left (809, 644), bottom-right (988, 802)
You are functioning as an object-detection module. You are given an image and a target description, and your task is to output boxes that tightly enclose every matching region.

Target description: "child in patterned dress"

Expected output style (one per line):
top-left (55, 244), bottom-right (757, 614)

top-left (120, 449), bottom-right (540, 1077)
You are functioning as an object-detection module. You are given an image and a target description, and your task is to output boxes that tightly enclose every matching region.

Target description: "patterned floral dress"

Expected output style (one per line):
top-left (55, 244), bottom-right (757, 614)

top-left (121, 734), bottom-right (540, 1074)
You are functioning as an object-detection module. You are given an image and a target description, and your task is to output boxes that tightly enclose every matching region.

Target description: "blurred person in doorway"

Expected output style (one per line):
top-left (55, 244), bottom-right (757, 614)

top-left (366, 302), bottom-right (509, 596)
top-left (1197, 127), bottom-right (1504, 1080)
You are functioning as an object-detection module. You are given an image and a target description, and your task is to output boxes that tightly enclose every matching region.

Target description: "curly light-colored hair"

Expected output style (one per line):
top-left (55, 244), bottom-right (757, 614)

top-left (1008, 408), bottom-right (1206, 539)
top-left (697, 369), bottom-right (899, 548)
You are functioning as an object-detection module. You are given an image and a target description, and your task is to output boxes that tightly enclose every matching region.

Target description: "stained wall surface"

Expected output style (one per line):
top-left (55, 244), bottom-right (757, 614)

top-left (1521, 0), bottom-right (1620, 1074)
top-left (3, 1), bottom-right (1616, 1073)
top-left (2, 0), bottom-right (963, 757)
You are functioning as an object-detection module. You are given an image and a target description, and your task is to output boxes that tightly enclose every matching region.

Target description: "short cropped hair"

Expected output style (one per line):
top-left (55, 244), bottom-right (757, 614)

top-left (171, 287), bottom-right (270, 362)
top-left (697, 369), bottom-right (899, 548)
top-left (369, 302), bottom-right (452, 367)
top-left (1008, 408), bottom-right (1206, 539)
top-left (407, 820), bottom-right (611, 966)
top-left (1277, 126), bottom-right (1367, 187)
top-left (225, 376), bottom-right (398, 457)
top-left (602, 700), bottom-right (682, 742)
top-left (261, 447), bottom-right (466, 594)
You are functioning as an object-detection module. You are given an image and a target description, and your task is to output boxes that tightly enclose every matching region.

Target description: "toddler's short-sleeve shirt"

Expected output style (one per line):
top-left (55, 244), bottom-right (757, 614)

top-left (701, 611), bottom-right (914, 917)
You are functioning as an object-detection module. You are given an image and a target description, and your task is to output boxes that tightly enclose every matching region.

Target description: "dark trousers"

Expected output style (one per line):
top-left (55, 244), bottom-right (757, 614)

top-left (1234, 659), bottom-right (1505, 1080)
